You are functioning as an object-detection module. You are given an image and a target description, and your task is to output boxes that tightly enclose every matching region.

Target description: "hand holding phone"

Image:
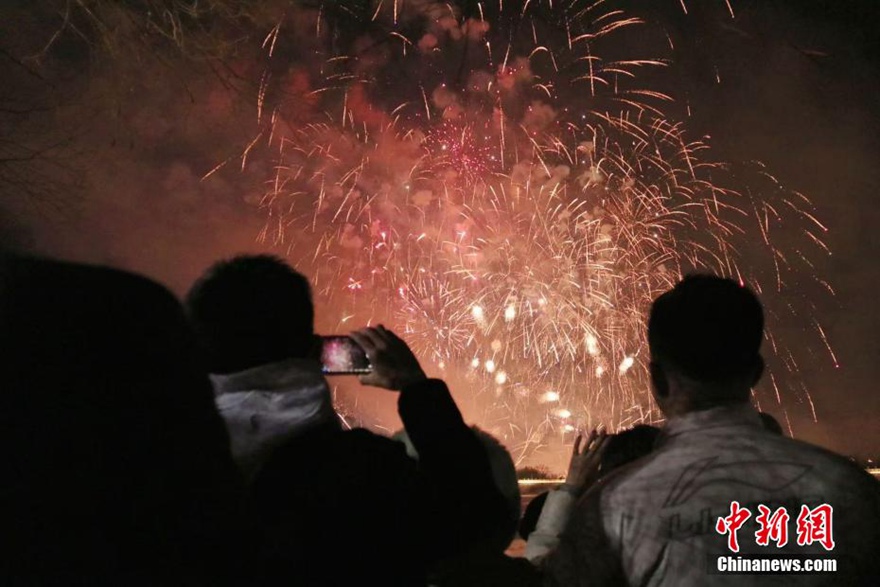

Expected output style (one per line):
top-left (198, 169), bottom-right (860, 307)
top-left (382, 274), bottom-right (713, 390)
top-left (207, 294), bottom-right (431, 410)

top-left (320, 336), bottom-right (372, 375)
top-left (349, 325), bottom-right (426, 391)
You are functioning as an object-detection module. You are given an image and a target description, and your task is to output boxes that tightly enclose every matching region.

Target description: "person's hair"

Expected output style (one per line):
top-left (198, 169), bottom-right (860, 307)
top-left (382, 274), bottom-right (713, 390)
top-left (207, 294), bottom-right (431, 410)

top-left (648, 274), bottom-right (764, 392)
top-left (392, 426), bottom-right (521, 551)
top-left (759, 412), bottom-right (784, 435)
top-left (600, 424), bottom-right (661, 474)
top-left (185, 255), bottom-right (315, 374)
top-left (519, 491), bottom-right (549, 541)
top-left (470, 426), bottom-right (521, 540)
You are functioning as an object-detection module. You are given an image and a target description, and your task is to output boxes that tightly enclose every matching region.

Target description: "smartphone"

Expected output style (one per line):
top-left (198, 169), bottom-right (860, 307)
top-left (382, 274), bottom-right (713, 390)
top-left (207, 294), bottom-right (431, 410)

top-left (320, 335), bottom-right (372, 375)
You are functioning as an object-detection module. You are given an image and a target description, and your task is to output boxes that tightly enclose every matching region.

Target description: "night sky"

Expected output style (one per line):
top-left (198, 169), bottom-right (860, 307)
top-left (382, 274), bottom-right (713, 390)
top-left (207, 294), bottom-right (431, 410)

top-left (2, 0), bottom-right (878, 464)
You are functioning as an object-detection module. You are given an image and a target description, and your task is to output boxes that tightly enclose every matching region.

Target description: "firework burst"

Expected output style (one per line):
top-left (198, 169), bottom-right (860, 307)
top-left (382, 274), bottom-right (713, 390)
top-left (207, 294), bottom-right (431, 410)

top-left (250, 0), bottom-right (831, 463)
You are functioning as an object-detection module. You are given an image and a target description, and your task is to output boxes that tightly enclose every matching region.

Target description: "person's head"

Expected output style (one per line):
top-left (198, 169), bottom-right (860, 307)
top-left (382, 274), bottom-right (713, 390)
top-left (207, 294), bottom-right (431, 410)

top-left (519, 491), bottom-right (550, 541)
top-left (600, 424), bottom-right (661, 473)
top-left (648, 274), bottom-right (764, 417)
top-left (759, 412), bottom-right (784, 435)
top-left (2, 256), bottom-right (246, 583)
top-left (470, 426), bottom-right (521, 547)
top-left (392, 425), bottom-right (521, 552)
top-left (185, 255), bottom-right (315, 374)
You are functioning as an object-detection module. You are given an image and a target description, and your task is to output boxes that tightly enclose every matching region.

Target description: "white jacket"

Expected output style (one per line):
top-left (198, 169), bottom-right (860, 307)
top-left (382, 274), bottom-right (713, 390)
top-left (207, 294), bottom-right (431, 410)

top-left (210, 358), bottom-right (338, 480)
top-left (541, 404), bottom-right (880, 586)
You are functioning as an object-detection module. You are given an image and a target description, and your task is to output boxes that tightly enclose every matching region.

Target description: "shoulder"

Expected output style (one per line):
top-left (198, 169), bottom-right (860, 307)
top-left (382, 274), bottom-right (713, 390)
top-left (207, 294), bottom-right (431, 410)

top-left (563, 460), bottom-right (650, 545)
top-left (589, 447), bottom-right (669, 506)
top-left (770, 435), bottom-right (880, 490)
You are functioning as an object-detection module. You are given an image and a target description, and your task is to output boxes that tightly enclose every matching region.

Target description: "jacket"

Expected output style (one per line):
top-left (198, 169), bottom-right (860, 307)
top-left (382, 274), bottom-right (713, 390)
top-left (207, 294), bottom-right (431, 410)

top-left (542, 403), bottom-right (880, 586)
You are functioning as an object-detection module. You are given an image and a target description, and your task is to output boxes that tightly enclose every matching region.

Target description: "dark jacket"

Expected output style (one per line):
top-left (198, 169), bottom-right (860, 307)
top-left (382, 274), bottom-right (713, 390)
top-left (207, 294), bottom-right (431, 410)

top-left (251, 378), bottom-right (514, 585)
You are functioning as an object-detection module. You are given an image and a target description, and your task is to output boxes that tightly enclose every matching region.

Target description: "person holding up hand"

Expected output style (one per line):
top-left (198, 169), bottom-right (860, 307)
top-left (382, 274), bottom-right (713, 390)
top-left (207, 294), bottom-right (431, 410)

top-left (525, 429), bottom-right (611, 562)
top-left (350, 325), bottom-right (514, 558)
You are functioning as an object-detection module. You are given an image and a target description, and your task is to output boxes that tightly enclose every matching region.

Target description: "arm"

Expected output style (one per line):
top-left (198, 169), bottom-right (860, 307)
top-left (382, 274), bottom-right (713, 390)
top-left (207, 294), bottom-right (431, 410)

top-left (526, 430), bottom-right (609, 562)
top-left (397, 378), bottom-right (486, 480)
top-left (526, 489), bottom-right (577, 562)
top-left (399, 378), bottom-right (513, 552)
top-left (540, 483), bottom-right (627, 587)
top-left (351, 326), bottom-right (510, 554)
top-left (349, 326), bottom-right (483, 475)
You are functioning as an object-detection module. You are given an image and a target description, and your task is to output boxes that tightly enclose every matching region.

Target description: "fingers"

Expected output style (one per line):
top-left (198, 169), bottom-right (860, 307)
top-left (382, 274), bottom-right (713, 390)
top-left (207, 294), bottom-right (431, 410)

top-left (584, 428), bottom-right (599, 451)
top-left (374, 325), bottom-right (410, 353)
top-left (378, 325), bottom-right (407, 346)
top-left (573, 427), bottom-right (609, 456)
top-left (590, 430), bottom-right (609, 456)
top-left (348, 330), bottom-right (368, 349)
top-left (352, 325), bottom-right (399, 352)
top-left (374, 324), bottom-right (393, 340)
top-left (350, 329), bottom-right (382, 353)
top-left (595, 433), bottom-right (611, 456)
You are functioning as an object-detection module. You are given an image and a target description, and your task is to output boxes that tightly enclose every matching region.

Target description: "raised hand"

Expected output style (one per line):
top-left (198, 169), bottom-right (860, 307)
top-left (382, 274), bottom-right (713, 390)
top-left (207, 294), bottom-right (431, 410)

top-left (561, 428), bottom-right (610, 497)
top-left (349, 325), bottom-right (427, 391)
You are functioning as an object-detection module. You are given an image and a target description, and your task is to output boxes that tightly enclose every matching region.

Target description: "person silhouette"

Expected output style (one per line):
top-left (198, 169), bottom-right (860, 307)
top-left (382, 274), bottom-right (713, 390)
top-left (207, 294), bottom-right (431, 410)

top-left (541, 275), bottom-right (880, 586)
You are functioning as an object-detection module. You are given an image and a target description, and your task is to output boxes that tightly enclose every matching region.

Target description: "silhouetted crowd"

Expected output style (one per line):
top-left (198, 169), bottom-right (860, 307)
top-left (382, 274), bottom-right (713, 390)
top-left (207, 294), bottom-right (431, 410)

top-left (2, 254), bottom-right (879, 586)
